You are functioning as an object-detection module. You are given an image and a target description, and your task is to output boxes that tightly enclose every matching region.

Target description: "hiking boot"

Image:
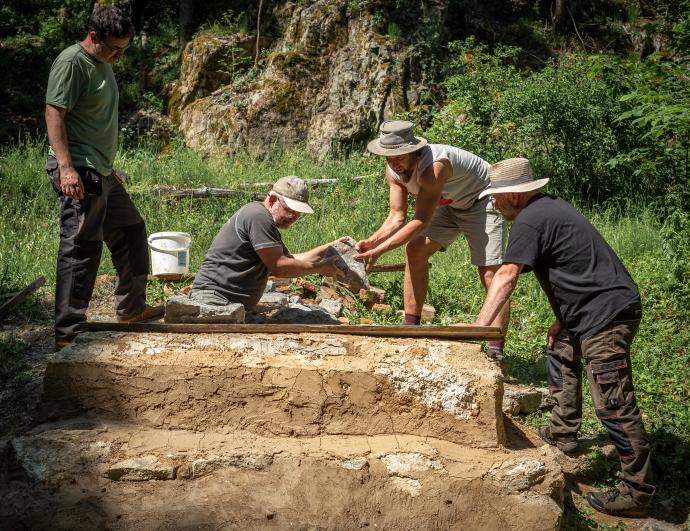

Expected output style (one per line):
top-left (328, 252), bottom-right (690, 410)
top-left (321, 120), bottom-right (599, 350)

top-left (586, 488), bottom-right (650, 518)
top-left (117, 304), bottom-right (165, 323)
top-left (538, 425), bottom-right (579, 455)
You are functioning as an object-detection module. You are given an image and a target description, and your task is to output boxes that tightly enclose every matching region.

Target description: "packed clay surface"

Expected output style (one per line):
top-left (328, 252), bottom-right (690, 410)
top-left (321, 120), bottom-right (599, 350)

top-left (41, 332), bottom-right (505, 447)
top-left (1, 332), bottom-right (566, 530)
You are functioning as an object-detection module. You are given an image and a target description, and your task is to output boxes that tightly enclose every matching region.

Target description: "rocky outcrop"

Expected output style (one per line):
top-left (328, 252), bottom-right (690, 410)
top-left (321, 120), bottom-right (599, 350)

top-left (169, 0), bottom-right (447, 157)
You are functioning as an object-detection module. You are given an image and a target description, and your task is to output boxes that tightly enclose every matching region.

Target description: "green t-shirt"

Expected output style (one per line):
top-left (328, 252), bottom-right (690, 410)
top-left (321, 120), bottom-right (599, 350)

top-left (46, 43), bottom-right (118, 176)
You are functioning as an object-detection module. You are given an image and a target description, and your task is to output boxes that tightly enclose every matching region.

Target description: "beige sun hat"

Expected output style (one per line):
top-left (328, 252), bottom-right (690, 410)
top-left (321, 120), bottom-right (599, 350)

top-left (478, 158), bottom-right (549, 199)
top-left (367, 120), bottom-right (427, 156)
top-left (271, 176), bottom-right (314, 214)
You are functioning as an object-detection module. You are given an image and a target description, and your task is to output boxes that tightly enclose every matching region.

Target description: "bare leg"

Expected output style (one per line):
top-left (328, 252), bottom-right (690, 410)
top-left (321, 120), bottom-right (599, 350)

top-left (404, 236), bottom-right (443, 316)
top-left (478, 264), bottom-right (510, 333)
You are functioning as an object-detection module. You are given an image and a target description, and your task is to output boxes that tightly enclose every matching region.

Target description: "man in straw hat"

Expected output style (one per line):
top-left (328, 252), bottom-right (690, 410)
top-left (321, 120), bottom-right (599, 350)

top-left (462, 157), bottom-right (654, 518)
top-left (190, 176), bottom-right (342, 311)
top-left (355, 121), bottom-right (509, 359)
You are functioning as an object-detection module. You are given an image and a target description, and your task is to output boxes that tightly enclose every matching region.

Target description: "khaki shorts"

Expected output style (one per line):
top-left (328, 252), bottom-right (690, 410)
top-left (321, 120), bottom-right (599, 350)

top-left (421, 196), bottom-right (504, 266)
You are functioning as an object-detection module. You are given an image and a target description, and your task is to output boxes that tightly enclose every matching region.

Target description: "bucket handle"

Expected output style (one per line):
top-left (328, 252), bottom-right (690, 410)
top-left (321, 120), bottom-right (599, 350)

top-left (148, 233), bottom-right (191, 254)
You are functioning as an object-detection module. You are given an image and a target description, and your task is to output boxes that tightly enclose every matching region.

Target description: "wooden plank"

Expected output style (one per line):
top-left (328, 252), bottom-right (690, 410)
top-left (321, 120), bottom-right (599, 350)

top-left (79, 321), bottom-right (503, 340)
top-left (0, 276), bottom-right (46, 318)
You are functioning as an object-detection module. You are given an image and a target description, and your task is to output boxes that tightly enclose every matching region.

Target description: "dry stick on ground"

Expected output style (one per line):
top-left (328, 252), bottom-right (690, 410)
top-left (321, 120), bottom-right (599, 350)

top-left (154, 176), bottom-right (371, 198)
top-left (155, 186), bottom-right (263, 200)
top-left (0, 276), bottom-right (46, 319)
top-left (239, 176), bottom-right (370, 188)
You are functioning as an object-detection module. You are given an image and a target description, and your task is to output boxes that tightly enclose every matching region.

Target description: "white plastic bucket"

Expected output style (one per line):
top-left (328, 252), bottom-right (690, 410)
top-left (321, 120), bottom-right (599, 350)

top-left (148, 232), bottom-right (192, 276)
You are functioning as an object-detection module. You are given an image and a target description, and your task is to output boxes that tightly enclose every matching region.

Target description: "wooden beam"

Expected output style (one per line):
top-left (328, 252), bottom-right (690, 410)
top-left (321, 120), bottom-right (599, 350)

top-left (79, 321), bottom-right (503, 340)
top-left (0, 276), bottom-right (46, 319)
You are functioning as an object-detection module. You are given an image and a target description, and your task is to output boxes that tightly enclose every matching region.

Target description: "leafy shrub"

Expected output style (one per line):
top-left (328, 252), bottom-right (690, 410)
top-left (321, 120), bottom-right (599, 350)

top-left (426, 38), bottom-right (689, 209)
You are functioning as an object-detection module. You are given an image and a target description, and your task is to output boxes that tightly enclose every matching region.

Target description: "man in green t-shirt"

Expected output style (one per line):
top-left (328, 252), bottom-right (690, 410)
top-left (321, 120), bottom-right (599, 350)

top-left (45, 6), bottom-right (162, 350)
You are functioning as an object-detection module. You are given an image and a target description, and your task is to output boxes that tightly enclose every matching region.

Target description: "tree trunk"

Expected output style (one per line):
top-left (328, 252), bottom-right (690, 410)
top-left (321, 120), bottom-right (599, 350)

top-left (552, 0), bottom-right (567, 34)
top-left (179, 0), bottom-right (195, 49)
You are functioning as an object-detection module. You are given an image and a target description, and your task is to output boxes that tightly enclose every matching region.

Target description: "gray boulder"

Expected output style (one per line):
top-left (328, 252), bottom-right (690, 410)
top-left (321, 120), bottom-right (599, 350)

top-left (324, 237), bottom-right (370, 291)
top-left (270, 303), bottom-right (340, 324)
top-left (165, 295), bottom-right (245, 324)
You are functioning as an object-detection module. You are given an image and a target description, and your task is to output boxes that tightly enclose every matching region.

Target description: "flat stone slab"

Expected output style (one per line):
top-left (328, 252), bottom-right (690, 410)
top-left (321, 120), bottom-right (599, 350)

top-left (4, 420), bottom-right (564, 530)
top-left (164, 295), bottom-right (244, 323)
top-left (269, 302), bottom-right (341, 324)
top-left (40, 332), bottom-right (505, 447)
top-left (254, 291), bottom-right (289, 312)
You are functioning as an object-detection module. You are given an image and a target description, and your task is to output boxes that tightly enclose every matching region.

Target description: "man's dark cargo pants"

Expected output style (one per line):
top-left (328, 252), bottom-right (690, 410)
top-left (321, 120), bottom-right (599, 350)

top-left (546, 305), bottom-right (655, 503)
top-left (47, 157), bottom-right (149, 343)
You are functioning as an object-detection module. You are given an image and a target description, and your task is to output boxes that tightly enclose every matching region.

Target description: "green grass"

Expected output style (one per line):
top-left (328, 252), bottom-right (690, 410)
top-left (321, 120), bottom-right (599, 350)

top-left (1, 137), bottom-right (688, 512)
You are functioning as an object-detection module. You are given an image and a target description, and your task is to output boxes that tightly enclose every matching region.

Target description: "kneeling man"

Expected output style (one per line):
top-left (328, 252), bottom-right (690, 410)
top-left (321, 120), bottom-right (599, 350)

top-left (191, 176), bottom-right (341, 310)
top-left (465, 158), bottom-right (654, 518)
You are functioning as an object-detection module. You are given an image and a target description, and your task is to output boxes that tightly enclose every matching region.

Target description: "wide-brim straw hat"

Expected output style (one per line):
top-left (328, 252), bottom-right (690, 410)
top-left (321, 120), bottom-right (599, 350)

top-left (478, 158), bottom-right (549, 199)
top-left (367, 120), bottom-right (427, 156)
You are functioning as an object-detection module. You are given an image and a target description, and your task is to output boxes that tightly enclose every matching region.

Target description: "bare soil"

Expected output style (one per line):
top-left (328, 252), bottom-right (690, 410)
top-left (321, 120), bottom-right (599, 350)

top-left (0, 284), bottom-right (686, 530)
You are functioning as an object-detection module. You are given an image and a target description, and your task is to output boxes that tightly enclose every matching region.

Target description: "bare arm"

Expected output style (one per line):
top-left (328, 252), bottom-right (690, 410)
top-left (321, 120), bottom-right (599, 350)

top-left (45, 104), bottom-right (84, 199)
top-left (293, 237), bottom-right (349, 262)
top-left (355, 160), bottom-right (449, 267)
top-left (356, 166), bottom-right (408, 251)
top-left (474, 262), bottom-right (523, 326)
top-left (256, 246), bottom-right (340, 278)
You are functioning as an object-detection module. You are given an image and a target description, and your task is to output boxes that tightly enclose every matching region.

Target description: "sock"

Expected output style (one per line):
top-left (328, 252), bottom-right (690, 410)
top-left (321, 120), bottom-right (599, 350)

top-left (403, 313), bottom-right (421, 325)
top-left (488, 339), bottom-right (504, 352)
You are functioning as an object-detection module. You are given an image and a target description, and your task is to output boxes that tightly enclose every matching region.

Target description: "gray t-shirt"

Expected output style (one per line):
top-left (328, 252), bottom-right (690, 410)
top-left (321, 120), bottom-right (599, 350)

top-left (389, 144), bottom-right (490, 210)
top-left (193, 202), bottom-right (288, 310)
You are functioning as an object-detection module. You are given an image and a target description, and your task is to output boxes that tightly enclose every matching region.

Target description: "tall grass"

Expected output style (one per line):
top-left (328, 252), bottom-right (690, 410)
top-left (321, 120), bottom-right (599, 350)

top-left (1, 138), bottom-right (688, 499)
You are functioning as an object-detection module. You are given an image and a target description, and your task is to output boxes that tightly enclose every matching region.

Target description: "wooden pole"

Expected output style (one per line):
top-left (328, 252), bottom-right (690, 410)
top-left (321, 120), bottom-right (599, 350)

top-left (79, 321), bottom-right (503, 340)
top-left (0, 276), bottom-right (46, 319)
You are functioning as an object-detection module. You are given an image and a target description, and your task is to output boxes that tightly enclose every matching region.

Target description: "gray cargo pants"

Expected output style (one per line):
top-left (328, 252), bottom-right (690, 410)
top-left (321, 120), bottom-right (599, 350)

top-left (47, 157), bottom-right (149, 342)
top-left (546, 303), bottom-right (654, 503)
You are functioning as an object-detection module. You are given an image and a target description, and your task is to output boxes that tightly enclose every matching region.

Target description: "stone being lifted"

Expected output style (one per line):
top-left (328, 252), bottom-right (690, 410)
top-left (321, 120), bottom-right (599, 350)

top-left (323, 236), bottom-right (371, 291)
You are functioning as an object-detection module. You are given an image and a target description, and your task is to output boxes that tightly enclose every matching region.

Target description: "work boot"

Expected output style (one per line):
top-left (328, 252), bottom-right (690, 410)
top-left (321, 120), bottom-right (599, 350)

top-left (538, 425), bottom-right (579, 455)
top-left (117, 304), bottom-right (165, 323)
top-left (55, 339), bottom-right (71, 351)
top-left (586, 488), bottom-right (650, 518)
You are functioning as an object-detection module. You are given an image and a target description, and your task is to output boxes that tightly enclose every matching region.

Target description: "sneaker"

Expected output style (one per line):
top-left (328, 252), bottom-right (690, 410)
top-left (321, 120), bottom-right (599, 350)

top-left (586, 488), bottom-right (650, 518)
top-left (538, 425), bottom-right (579, 455)
top-left (482, 345), bottom-right (504, 361)
top-left (117, 304), bottom-right (165, 323)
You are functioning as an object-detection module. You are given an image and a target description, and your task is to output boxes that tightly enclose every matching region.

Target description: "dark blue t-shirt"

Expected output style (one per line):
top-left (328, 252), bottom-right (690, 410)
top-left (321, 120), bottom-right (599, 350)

top-left (503, 194), bottom-right (640, 338)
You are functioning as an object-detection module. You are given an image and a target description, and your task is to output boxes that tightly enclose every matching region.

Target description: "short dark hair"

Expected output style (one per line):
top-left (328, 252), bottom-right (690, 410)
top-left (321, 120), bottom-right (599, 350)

top-left (87, 6), bottom-right (133, 41)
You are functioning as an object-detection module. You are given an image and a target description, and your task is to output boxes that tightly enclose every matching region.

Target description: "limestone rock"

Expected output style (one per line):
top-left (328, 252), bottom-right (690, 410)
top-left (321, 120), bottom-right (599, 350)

top-left (318, 298), bottom-right (343, 317)
top-left (270, 302), bottom-right (340, 324)
top-left (192, 453), bottom-right (274, 478)
top-left (487, 458), bottom-right (547, 494)
top-left (324, 236), bottom-right (370, 291)
top-left (503, 384), bottom-right (554, 416)
top-left (255, 291), bottom-right (289, 312)
top-left (170, 0), bottom-right (448, 157)
top-left (164, 295), bottom-right (245, 323)
top-left (107, 455), bottom-right (175, 481)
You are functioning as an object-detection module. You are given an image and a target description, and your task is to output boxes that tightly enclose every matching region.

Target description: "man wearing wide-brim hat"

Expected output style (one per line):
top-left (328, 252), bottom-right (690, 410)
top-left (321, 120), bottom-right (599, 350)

top-left (355, 120), bottom-right (508, 358)
top-left (462, 157), bottom-right (654, 518)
